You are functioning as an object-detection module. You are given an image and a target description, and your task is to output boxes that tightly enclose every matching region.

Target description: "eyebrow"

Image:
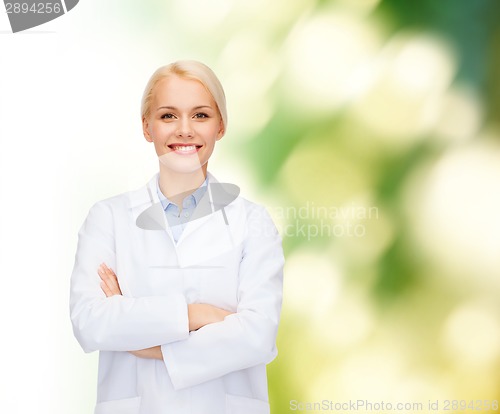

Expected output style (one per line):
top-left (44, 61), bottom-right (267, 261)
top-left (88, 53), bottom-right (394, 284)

top-left (156, 105), bottom-right (213, 111)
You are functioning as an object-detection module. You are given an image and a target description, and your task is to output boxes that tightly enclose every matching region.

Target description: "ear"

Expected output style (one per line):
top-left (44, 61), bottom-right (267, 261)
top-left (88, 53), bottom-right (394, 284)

top-left (142, 117), bottom-right (153, 142)
top-left (216, 119), bottom-right (225, 141)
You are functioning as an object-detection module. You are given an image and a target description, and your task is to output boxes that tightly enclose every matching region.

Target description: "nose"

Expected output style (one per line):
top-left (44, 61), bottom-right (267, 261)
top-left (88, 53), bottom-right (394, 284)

top-left (176, 118), bottom-right (193, 138)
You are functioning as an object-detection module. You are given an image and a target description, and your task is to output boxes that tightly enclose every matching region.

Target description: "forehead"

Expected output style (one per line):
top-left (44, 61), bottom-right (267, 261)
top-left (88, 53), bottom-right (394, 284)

top-left (152, 75), bottom-right (215, 107)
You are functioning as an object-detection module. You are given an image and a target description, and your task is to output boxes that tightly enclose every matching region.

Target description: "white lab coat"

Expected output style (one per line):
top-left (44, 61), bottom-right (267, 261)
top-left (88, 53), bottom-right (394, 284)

top-left (70, 173), bottom-right (284, 414)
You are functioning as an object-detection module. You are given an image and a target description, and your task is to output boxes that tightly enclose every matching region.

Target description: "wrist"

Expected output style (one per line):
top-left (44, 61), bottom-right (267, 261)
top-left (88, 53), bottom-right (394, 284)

top-left (188, 304), bottom-right (202, 331)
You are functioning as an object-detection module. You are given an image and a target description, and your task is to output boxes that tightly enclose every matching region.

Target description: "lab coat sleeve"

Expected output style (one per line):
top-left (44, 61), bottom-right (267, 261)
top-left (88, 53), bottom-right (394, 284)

top-left (70, 200), bottom-right (189, 353)
top-left (161, 204), bottom-right (284, 390)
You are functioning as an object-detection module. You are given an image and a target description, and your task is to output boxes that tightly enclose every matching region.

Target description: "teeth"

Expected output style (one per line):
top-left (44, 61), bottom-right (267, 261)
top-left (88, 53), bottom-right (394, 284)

top-left (172, 145), bottom-right (196, 151)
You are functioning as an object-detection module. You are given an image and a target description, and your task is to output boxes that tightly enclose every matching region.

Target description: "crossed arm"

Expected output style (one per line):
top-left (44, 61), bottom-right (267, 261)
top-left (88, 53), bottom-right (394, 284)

top-left (97, 263), bottom-right (233, 360)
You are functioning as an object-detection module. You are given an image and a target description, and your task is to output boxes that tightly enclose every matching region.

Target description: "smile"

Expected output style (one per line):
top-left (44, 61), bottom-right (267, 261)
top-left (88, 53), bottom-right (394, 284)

top-left (168, 144), bottom-right (201, 154)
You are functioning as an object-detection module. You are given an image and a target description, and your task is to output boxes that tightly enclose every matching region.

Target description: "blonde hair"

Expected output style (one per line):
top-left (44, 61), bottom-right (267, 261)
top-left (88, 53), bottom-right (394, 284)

top-left (141, 60), bottom-right (227, 131)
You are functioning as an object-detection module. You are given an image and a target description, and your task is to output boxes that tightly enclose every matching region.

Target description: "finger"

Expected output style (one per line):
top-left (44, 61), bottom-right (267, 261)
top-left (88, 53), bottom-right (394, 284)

top-left (99, 263), bottom-right (113, 274)
top-left (99, 263), bottom-right (113, 277)
top-left (98, 265), bottom-right (108, 281)
top-left (98, 267), bottom-right (114, 288)
top-left (105, 271), bottom-right (121, 294)
top-left (100, 281), bottom-right (113, 297)
top-left (97, 266), bottom-right (107, 279)
top-left (101, 264), bottom-right (120, 289)
top-left (99, 264), bottom-right (116, 285)
top-left (104, 266), bottom-right (123, 295)
top-left (129, 351), bottom-right (142, 358)
top-left (101, 263), bottom-right (115, 276)
top-left (98, 266), bottom-right (122, 296)
top-left (101, 276), bottom-right (120, 296)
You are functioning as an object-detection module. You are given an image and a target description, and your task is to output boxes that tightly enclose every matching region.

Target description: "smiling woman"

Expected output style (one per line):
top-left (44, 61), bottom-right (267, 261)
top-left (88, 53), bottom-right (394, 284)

top-left (69, 60), bottom-right (284, 414)
top-left (144, 79), bottom-right (224, 182)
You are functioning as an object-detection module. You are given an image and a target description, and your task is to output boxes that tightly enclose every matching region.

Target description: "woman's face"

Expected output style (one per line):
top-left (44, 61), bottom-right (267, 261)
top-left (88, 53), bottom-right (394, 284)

top-left (143, 75), bottom-right (224, 174)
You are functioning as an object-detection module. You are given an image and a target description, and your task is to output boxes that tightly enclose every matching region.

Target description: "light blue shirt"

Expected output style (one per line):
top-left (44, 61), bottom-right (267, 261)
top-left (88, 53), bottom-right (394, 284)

top-left (156, 177), bottom-right (208, 243)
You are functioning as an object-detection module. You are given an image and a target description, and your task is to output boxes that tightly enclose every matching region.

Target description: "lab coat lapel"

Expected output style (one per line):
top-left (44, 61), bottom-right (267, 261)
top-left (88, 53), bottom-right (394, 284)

top-left (127, 175), bottom-right (160, 225)
top-left (126, 175), bottom-right (178, 271)
top-left (128, 175), bottom-right (177, 241)
top-left (176, 173), bottom-right (240, 266)
top-left (177, 173), bottom-right (223, 243)
top-left (176, 207), bottom-right (234, 268)
top-left (127, 174), bottom-right (238, 266)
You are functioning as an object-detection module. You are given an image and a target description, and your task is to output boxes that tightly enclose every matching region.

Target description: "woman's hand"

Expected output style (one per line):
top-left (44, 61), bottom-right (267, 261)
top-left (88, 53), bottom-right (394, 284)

top-left (97, 264), bottom-right (163, 358)
top-left (96, 263), bottom-right (234, 360)
top-left (129, 346), bottom-right (163, 360)
top-left (97, 263), bottom-right (233, 330)
top-left (188, 304), bottom-right (233, 331)
top-left (126, 306), bottom-right (234, 362)
top-left (98, 263), bottom-right (122, 296)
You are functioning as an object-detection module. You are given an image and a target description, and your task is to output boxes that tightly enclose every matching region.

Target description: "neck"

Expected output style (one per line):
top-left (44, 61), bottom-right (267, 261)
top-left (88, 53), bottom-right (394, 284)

top-left (158, 163), bottom-right (207, 206)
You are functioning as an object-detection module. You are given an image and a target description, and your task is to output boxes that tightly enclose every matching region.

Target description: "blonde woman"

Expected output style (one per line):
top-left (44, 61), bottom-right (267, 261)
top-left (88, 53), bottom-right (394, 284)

top-left (70, 60), bottom-right (284, 414)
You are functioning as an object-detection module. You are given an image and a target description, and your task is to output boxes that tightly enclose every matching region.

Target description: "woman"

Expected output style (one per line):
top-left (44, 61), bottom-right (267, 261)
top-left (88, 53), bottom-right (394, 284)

top-left (70, 60), bottom-right (284, 414)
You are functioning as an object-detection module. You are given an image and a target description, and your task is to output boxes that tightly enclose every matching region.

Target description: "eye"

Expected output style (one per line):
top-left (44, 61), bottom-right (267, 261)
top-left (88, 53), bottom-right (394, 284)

top-left (194, 113), bottom-right (209, 119)
top-left (161, 113), bottom-right (175, 119)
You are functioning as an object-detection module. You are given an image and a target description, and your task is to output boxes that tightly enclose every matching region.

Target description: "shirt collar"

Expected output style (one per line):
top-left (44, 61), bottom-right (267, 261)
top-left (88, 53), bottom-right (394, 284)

top-left (156, 176), bottom-right (208, 211)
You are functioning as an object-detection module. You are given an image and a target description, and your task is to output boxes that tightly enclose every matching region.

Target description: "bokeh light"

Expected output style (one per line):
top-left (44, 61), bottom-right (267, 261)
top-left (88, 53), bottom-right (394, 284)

top-left (3, 1), bottom-right (499, 413)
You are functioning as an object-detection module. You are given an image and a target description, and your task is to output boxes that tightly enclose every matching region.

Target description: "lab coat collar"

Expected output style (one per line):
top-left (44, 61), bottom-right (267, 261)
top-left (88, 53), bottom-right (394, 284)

top-left (129, 172), bottom-right (240, 239)
top-left (156, 175), bottom-right (208, 212)
top-left (127, 174), bottom-right (165, 231)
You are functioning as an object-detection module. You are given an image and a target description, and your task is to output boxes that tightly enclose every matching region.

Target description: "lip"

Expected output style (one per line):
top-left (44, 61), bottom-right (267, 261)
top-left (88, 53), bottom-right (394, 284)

top-left (168, 143), bottom-right (202, 155)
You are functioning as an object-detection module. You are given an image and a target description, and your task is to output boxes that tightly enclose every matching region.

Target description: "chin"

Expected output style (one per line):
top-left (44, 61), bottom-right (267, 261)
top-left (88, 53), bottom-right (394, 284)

top-left (158, 153), bottom-right (207, 174)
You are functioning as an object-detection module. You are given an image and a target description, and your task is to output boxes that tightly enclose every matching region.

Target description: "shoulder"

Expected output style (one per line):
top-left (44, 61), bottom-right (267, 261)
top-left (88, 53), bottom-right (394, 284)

top-left (88, 191), bottom-right (131, 216)
top-left (237, 196), bottom-right (279, 238)
top-left (206, 170), bottom-right (276, 230)
top-left (80, 193), bottom-right (130, 236)
top-left (239, 197), bottom-right (269, 217)
top-left (85, 179), bottom-right (151, 222)
top-left (207, 173), bottom-right (270, 218)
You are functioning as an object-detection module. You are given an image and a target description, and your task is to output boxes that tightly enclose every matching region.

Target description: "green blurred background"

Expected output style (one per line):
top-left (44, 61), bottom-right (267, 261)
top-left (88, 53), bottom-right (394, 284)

top-left (111, 0), bottom-right (500, 411)
top-left (74, 0), bottom-right (500, 411)
top-left (2, 1), bottom-right (500, 413)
